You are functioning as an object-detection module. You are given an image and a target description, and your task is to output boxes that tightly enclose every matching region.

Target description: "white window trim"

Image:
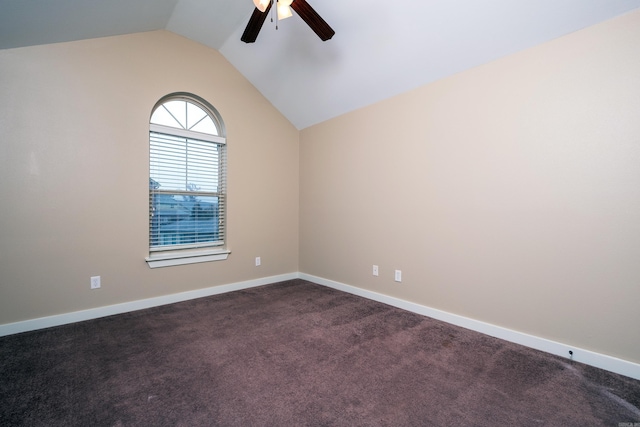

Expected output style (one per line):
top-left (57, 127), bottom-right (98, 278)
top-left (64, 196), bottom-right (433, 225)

top-left (145, 248), bottom-right (231, 269)
top-left (148, 94), bottom-right (228, 268)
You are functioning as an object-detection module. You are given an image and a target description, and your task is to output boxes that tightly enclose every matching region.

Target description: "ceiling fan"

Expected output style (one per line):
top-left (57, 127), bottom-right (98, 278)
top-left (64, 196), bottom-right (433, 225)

top-left (241, 0), bottom-right (335, 43)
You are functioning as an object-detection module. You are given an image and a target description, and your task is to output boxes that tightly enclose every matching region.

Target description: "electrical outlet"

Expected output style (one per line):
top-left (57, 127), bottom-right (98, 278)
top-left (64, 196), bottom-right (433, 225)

top-left (373, 265), bottom-right (379, 276)
top-left (394, 270), bottom-right (402, 282)
top-left (90, 276), bottom-right (101, 289)
top-left (255, 257), bottom-right (261, 266)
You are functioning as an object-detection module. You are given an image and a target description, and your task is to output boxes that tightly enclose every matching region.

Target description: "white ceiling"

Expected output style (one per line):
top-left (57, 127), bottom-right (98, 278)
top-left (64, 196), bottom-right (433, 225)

top-left (1, 0), bottom-right (639, 129)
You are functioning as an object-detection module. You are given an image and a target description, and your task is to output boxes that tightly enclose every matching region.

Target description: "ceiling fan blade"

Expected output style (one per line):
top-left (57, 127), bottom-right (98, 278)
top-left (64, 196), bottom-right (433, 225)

top-left (290, 0), bottom-right (335, 41)
top-left (241, 3), bottom-right (272, 43)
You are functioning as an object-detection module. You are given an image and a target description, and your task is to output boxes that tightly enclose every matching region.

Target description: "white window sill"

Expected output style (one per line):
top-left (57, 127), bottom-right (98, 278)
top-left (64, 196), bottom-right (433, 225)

top-left (145, 248), bottom-right (230, 268)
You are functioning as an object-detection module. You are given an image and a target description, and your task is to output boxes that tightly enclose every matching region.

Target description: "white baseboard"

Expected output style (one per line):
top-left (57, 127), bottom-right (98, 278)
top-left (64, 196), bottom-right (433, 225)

top-left (2, 271), bottom-right (638, 381)
top-left (300, 273), bottom-right (640, 381)
top-left (0, 273), bottom-right (298, 338)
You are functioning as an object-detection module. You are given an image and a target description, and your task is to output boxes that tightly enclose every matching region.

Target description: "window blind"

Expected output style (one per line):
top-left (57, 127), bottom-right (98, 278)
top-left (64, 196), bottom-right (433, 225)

top-left (149, 131), bottom-right (226, 251)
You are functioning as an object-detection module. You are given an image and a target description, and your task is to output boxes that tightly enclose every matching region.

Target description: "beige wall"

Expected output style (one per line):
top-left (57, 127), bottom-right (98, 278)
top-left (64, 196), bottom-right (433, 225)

top-left (300, 10), bottom-right (640, 364)
top-left (0, 31), bottom-right (299, 324)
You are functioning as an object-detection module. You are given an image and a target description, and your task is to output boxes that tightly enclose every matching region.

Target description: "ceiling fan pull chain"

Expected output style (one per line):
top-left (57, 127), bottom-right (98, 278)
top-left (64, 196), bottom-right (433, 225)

top-left (274, 0), bottom-right (279, 30)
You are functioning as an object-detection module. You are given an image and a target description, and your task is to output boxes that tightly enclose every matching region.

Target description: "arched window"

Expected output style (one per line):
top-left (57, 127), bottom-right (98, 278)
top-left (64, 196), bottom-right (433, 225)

top-left (146, 93), bottom-right (228, 268)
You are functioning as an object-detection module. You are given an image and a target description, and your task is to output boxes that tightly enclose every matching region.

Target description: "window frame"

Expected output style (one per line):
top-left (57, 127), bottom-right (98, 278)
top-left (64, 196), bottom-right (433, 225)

top-left (145, 93), bottom-right (229, 268)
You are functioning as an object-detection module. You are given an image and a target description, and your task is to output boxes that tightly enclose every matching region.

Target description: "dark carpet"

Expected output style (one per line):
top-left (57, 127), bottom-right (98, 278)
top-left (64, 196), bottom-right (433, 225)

top-left (1, 279), bottom-right (639, 426)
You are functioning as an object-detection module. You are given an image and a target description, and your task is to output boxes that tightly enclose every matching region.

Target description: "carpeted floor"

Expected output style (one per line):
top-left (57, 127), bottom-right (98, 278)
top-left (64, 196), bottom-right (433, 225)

top-left (1, 279), bottom-right (639, 426)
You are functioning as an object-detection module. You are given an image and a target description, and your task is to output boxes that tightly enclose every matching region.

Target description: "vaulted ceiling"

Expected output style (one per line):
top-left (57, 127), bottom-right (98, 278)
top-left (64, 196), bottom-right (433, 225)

top-left (1, 0), bottom-right (639, 129)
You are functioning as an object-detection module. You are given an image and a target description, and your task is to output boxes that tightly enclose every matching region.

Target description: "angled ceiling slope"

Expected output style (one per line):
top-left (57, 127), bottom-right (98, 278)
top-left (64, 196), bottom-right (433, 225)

top-left (1, 0), bottom-right (639, 129)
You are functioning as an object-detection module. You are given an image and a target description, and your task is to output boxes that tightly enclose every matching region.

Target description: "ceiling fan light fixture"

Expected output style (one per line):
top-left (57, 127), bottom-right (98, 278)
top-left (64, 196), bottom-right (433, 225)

top-left (253, 0), bottom-right (270, 12)
top-left (277, 1), bottom-right (293, 20)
